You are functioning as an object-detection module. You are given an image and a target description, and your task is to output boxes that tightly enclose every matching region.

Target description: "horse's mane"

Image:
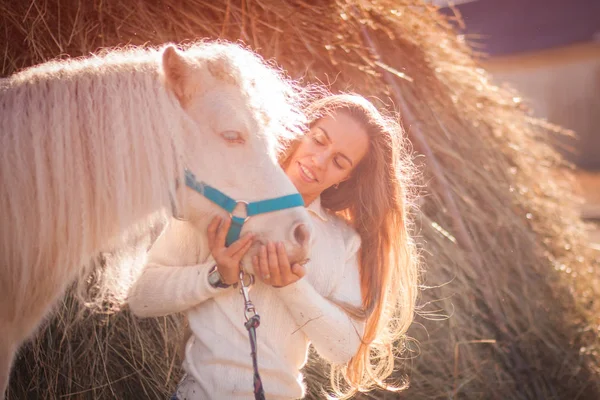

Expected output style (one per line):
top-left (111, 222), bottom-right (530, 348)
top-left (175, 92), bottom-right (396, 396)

top-left (0, 41), bottom-right (308, 313)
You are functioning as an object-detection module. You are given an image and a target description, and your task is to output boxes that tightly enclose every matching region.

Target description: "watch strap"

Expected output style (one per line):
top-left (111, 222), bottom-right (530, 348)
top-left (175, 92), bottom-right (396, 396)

top-left (208, 264), bottom-right (231, 289)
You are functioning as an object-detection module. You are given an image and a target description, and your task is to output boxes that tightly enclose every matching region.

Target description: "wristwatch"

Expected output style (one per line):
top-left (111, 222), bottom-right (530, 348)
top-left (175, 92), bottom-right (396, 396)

top-left (207, 265), bottom-right (231, 289)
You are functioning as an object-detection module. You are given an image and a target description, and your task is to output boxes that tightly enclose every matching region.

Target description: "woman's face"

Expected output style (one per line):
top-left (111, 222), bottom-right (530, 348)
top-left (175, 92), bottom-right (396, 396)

top-left (285, 111), bottom-right (369, 203)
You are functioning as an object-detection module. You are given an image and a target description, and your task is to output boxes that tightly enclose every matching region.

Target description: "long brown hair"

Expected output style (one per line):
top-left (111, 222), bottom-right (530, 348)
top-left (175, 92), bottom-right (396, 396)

top-left (281, 94), bottom-right (420, 396)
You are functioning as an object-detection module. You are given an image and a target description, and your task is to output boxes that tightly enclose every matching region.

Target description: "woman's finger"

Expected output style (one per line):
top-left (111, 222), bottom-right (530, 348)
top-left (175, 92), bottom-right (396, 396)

top-left (259, 246), bottom-right (270, 280)
top-left (253, 250), bottom-right (271, 282)
top-left (253, 255), bottom-right (270, 283)
top-left (207, 216), bottom-right (221, 250)
top-left (227, 232), bottom-right (254, 256)
top-left (276, 242), bottom-right (293, 283)
top-left (291, 263), bottom-right (307, 279)
top-left (267, 242), bottom-right (281, 284)
top-left (215, 217), bottom-right (231, 248)
top-left (233, 237), bottom-right (254, 263)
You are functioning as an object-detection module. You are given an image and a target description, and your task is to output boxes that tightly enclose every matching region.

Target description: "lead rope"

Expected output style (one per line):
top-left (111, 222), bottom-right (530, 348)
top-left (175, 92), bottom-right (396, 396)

top-left (239, 270), bottom-right (266, 400)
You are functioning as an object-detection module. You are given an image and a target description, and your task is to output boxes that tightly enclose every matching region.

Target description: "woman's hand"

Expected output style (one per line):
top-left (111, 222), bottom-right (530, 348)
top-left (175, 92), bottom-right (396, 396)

top-left (253, 242), bottom-right (306, 287)
top-left (207, 216), bottom-right (254, 285)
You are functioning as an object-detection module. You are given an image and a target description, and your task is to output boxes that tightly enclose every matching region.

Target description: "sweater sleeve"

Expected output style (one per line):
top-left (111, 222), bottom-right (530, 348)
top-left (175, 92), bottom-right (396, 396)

top-left (274, 231), bottom-right (365, 365)
top-left (127, 218), bottom-right (234, 318)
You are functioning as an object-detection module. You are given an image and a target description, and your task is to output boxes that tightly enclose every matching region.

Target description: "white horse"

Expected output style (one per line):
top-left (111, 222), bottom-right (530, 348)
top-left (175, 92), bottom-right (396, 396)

top-left (0, 41), bottom-right (313, 398)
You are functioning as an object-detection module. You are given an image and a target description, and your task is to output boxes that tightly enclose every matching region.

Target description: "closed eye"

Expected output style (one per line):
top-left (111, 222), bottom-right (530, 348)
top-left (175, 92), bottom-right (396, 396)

top-left (220, 130), bottom-right (245, 144)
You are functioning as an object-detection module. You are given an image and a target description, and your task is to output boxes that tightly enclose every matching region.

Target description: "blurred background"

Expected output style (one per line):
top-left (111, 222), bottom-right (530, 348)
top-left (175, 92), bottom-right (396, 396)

top-left (439, 0), bottom-right (600, 247)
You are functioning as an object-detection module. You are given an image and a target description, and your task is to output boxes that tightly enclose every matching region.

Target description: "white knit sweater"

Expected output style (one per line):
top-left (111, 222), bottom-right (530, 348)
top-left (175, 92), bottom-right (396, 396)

top-left (128, 197), bottom-right (365, 399)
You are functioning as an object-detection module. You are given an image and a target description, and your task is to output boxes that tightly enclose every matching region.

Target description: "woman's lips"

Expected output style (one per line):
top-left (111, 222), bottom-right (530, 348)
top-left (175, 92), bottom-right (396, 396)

top-left (298, 161), bottom-right (317, 183)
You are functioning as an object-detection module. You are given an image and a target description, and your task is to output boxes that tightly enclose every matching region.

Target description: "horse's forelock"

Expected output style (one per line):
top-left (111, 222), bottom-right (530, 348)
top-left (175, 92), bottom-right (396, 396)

top-left (215, 44), bottom-right (307, 143)
top-left (205, 55), bottom-right (239, 87)
top-left (164, 41), bottom-right (307, 154)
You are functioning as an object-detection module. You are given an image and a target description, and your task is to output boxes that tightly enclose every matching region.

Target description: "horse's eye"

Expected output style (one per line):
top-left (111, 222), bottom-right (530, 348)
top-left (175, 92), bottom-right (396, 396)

top-left (220, 130), bottom-right (245, 144)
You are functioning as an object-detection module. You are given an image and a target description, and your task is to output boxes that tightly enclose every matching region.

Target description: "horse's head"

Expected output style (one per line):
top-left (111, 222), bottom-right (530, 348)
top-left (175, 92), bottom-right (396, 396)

top-left (161, 43), bottom-right (312, 266)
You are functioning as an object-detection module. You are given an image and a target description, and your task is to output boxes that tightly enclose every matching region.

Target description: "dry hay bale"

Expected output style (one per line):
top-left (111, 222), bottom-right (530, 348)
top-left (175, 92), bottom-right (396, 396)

top-left (7, 215), bottom-right (177, 400)
top-left (3, 1), bottom-right (600, 399)
top-left (9, 298), bottom-right (184, 399)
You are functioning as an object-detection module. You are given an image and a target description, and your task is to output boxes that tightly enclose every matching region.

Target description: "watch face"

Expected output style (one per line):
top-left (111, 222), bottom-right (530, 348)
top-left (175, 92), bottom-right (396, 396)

top-left (208, 267), bottom-right (229, 289)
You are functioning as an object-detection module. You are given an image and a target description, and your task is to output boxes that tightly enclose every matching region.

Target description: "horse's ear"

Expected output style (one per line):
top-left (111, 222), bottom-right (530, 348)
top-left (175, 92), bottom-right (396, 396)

top-left (162, 45), bottom-right (192, 105)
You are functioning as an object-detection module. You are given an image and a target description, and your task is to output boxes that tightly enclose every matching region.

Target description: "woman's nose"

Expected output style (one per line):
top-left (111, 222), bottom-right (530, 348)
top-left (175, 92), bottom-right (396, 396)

top-left (312, 152), bottom-right (328, 169)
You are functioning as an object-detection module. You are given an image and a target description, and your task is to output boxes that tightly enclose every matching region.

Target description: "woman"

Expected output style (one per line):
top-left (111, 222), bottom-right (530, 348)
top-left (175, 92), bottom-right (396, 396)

top-left (128, 94), bottom-right (419, 399)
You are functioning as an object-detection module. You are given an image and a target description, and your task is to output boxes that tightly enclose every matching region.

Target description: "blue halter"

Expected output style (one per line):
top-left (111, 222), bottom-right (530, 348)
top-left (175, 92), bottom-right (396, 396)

top-left (184, 169), bottom-right (305, 246)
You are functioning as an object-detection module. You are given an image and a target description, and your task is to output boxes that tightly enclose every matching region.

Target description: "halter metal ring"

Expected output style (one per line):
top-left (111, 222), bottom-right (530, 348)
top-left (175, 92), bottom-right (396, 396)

top-left (230, 200), bottom-right (251, 223)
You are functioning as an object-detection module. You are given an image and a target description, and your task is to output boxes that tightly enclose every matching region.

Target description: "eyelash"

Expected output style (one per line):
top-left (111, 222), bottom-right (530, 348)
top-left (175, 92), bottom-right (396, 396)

top-left (311, 133), bottom-right (345, 169)
top-left (312, 136), bottom-right (344, 169)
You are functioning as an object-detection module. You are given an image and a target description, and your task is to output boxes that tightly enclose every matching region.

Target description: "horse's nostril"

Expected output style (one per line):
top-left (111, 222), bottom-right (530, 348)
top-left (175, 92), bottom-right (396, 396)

top-left (293, 223), bottom-right (310, 247)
